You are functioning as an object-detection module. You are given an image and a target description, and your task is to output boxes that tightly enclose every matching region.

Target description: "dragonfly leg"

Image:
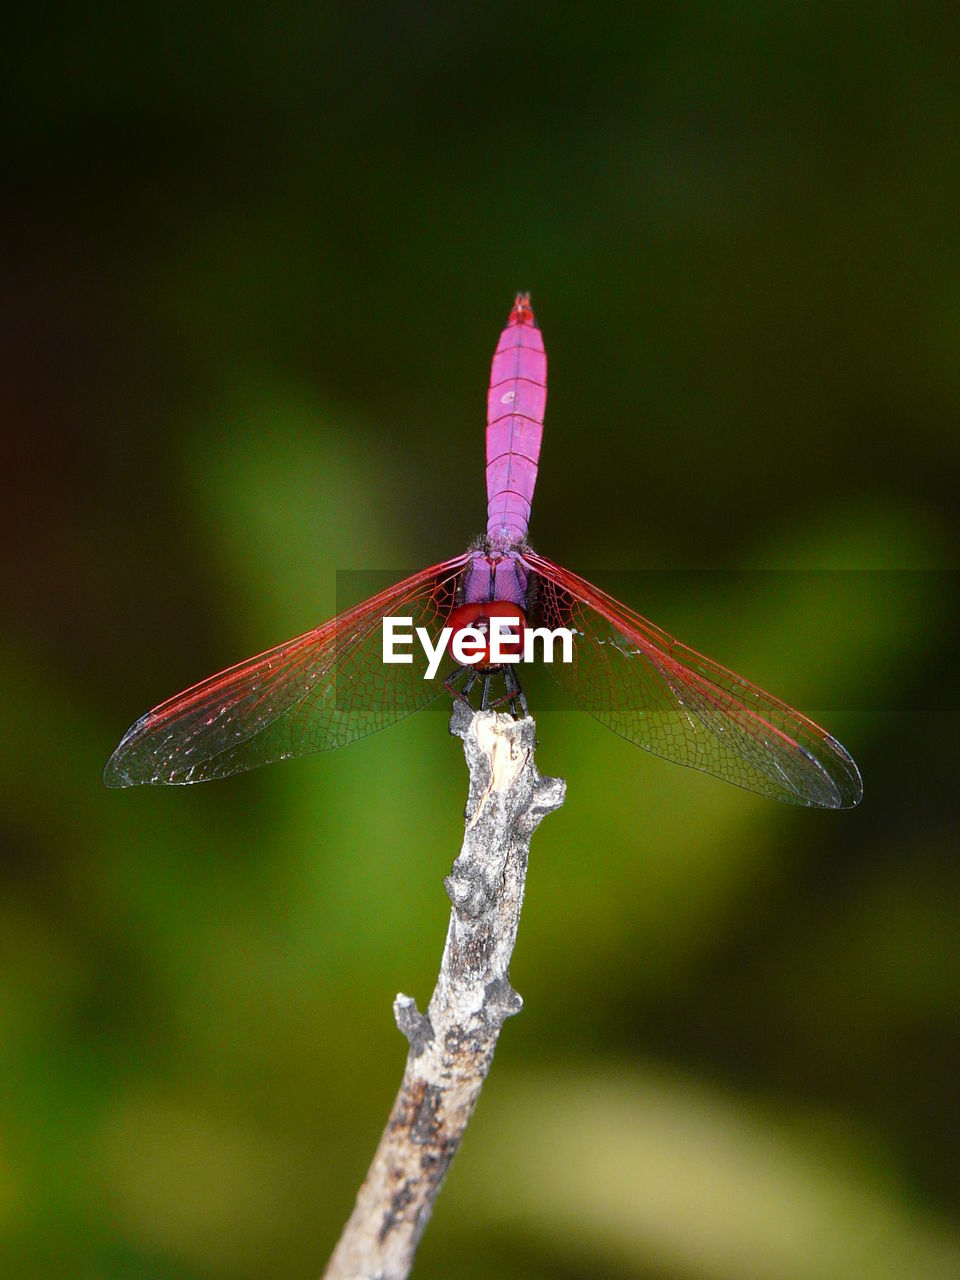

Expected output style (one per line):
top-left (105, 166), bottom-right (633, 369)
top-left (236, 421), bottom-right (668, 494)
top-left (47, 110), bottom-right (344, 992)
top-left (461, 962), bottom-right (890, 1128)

top-left (491, 665), bottom-right (529, 716)
top-left (506, 665), bottom-right (529, 717)
top-left (444, 665), bottom-right (478, 703)
top-left (447, 664), bottom-right (527, 719)
top-left (482, 666), bottom-right (529, 717)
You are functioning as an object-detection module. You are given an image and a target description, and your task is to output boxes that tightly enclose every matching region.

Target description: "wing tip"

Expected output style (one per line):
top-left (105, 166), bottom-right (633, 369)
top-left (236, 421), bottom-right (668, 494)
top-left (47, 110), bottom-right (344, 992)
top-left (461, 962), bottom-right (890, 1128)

top-left (102, 712), bottom-right (153, 788)
top-left (824, 734), bottom-right (864, 809)
top-left (795, 735), bottom-right (862, 809)
top-left (102, 760), bottom-right (131, 788)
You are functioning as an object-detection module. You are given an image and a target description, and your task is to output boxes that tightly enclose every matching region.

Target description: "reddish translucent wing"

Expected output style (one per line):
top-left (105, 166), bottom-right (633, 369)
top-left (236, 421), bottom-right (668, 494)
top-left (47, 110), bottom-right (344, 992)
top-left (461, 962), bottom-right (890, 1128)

top-left (522, 553), bottom-right (862, 808)
top-left (104, 556), bottom-right (470, 786)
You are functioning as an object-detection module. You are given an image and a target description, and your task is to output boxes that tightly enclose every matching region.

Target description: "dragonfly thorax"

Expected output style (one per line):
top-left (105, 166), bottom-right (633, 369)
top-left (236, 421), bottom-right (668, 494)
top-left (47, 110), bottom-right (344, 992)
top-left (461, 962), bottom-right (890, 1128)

top-left (463, 546), bottom-right (530, 609)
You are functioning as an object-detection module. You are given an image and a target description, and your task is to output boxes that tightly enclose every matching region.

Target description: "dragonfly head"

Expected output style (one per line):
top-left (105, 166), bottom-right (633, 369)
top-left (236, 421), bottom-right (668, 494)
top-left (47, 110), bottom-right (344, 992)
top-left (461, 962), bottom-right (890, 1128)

top-left (447, 602), bottom-right (527, 669)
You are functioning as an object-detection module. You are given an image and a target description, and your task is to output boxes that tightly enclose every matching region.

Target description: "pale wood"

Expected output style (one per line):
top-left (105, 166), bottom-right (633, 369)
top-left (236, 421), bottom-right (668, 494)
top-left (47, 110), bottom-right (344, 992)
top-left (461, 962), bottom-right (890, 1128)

top-left (323, 702), bottom-right (565, 1279)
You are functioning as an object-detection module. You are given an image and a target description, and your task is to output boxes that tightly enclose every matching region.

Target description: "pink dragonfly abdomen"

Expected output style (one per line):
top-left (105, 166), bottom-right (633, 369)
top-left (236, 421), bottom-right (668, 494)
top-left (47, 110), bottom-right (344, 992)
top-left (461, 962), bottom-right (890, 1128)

top-left (485, 293), bottom-right (547, 549)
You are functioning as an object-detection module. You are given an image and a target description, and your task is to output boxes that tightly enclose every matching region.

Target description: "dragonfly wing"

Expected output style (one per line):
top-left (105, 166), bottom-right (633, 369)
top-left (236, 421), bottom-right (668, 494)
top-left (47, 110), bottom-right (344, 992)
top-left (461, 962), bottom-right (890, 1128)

top-left (523, 553), bottom-right (862, 809)
top-left (105, 556), bottom-right (469, 786)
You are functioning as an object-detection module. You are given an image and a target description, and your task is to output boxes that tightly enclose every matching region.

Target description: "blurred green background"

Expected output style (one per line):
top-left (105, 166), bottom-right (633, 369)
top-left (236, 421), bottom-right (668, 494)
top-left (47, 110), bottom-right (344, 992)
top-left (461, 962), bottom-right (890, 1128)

top-left (3, 4), bottom-right (959, 1278)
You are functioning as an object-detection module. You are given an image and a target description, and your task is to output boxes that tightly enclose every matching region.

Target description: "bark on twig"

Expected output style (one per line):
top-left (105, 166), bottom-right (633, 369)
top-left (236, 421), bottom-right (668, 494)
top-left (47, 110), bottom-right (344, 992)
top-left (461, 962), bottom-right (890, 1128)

top-left (323, 703), bottom-right (566, 1280)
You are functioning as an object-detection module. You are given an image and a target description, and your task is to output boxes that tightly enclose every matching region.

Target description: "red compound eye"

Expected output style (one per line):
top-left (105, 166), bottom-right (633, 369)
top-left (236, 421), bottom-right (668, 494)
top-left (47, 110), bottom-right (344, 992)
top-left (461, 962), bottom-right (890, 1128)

top-left (447, 602), bottom-right (527, 666)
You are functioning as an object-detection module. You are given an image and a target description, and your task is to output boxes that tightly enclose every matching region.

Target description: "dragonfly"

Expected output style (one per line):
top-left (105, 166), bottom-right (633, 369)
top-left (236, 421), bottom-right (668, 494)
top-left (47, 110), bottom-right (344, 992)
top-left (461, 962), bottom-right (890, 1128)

top-left (105, 294), bottom-right (862, 808)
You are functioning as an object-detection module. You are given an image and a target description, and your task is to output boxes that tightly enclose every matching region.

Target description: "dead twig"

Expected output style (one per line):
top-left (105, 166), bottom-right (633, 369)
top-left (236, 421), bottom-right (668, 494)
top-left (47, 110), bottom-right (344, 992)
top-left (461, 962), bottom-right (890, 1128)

top-left (323, 702), bottom-right (565, 1280)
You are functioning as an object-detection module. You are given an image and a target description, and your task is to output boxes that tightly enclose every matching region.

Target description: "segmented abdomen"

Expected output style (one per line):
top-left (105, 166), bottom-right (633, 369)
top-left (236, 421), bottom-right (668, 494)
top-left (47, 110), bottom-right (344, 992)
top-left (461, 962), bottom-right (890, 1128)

top-left (485, 300), bottom-right (547, 547)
